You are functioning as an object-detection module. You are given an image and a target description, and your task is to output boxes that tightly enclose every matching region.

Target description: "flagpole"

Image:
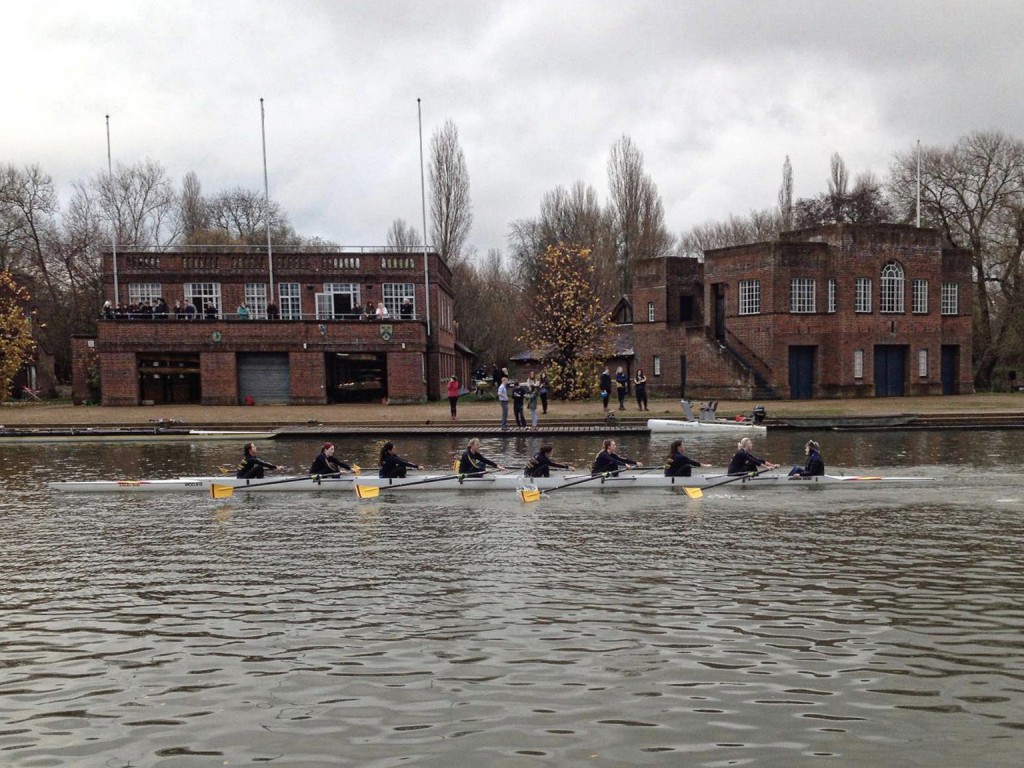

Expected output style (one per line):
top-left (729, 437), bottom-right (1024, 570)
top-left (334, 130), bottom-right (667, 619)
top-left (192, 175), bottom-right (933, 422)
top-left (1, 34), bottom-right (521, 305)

top-left (417, 97), bottom-right (431, 338)
top-left (106, 115), bottom-right (119, 307)
top-left (260, 98), bottom-right (275, 308)
top-left (916, 139), bottom-right (921, 228)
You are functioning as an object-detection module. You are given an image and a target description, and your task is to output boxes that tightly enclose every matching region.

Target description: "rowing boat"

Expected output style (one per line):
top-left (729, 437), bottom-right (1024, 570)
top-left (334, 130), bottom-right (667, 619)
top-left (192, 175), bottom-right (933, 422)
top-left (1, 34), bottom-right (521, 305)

top-left (647, 418), bottom-right (767, 435)
top-left (49, 472), bottom-right (929, 494)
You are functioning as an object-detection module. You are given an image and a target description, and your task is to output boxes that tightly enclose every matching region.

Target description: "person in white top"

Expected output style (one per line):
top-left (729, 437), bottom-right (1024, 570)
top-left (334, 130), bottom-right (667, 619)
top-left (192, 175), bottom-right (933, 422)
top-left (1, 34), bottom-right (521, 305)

top-left (376, 303), bottom-right (389, 318)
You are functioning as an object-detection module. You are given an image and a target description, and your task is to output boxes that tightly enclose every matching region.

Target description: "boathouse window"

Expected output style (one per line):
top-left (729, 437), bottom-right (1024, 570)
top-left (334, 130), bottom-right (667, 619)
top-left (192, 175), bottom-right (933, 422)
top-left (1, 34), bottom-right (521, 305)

top-left (383, 283), bottom-right (415, 317)
top-left (912, 279), bottom-right (929, 314)
top-left (790, 278), bottom-right (816, 313)
top-left (855, 277), bottom-right (872, 313)
top-left (880, 262), bottom-right (905, 313)
top-left (738, 280), bottom-right (760, 315)
top-left (827, 278), bottom-right (837, 313)
top-left (318, 283), bottom-right (360, 319)
top-left (653, 355), bottom-right (661, 376)
top-left (279, 282), bottom-right (301, 320)
top-left (853, 349), bottom-right (864, 379)
top-left (185, 282), bottom-right (221, 318)
top-left (128, 283), bottom-right (162, 310)
top-left (245, 283), bottom-right (268, 319)
top-left (918, 349), bottom-right (929, 378)
top-left (679, 295), bottom-right (695, 322)
top-left (941, 283), bottom-right (959, 315)
top-left (648, 302), bottom-right (655, 322)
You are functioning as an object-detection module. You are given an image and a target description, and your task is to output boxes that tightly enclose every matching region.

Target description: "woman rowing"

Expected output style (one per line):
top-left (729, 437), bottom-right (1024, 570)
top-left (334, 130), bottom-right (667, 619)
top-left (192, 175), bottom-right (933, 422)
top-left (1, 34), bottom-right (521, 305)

top-left (727, 437), bottom-right (778, 475)
top-left (524, 444), bottom-right (575, 478)
top-left (788, 440), bottom-right (825, 478)
top-left (236, 442), bottom-right (279, 479)
top-left (457, 437), bottom-right (506, 476)
top-left (309, 442), bottom-right (353, 477)
top-left (378, 441), bottom-right (424, 479)
top-left (664, 439), bottom-right (711, 477)
top-left (591, 439), bottom-right (642, 476)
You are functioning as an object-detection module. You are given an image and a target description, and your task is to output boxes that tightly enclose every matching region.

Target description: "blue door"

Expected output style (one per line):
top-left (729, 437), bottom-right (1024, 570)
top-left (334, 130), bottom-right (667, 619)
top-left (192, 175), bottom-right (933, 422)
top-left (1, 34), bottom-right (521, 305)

top-left (788, 346), bottom-right (815, 399)
top-left (941, 345), bottom-right (958, 395)
top-left (873, 345), bottom-right (906, 397)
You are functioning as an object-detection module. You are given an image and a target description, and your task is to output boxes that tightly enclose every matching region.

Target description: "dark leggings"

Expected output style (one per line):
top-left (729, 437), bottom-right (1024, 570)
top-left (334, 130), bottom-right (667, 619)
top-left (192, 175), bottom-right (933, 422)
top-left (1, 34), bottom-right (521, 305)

top-left (449, 396), bottom-right (458, 417)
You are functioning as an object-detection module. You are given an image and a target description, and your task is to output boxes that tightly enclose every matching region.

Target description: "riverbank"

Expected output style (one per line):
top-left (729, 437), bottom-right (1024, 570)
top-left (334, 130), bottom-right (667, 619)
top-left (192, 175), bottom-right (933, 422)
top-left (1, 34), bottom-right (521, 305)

top-left (1, 393), bottom-right (1021, 428)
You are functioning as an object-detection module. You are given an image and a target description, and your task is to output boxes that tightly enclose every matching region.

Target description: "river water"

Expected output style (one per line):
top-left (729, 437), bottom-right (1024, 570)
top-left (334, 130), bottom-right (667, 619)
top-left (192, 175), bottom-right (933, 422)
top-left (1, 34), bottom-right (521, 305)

top-left (2, 430), bottom-right (1022, 767)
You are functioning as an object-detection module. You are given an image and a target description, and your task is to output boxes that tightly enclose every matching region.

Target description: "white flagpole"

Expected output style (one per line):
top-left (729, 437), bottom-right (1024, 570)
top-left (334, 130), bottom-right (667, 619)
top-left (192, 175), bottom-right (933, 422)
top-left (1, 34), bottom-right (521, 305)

top-left (916, 139), bottom-right (921, 228)
top-left (417, 97), bottom-right (431, 338)
top-left (106, 114), bottom-right (119, 307)
top-left (260, 98), bottom-right (275, 307)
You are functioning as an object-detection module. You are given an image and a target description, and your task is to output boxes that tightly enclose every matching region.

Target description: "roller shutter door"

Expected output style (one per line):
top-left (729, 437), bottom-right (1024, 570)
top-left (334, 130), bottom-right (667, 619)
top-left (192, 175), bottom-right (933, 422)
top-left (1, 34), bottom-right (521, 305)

top-left (237, 353), bottom-right (290, 404)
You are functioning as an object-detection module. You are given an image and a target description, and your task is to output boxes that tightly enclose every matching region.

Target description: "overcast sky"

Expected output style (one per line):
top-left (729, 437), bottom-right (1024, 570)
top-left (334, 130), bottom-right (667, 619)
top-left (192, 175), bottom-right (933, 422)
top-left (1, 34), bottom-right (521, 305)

top-left (5, 1), bottom-right (1022, 256)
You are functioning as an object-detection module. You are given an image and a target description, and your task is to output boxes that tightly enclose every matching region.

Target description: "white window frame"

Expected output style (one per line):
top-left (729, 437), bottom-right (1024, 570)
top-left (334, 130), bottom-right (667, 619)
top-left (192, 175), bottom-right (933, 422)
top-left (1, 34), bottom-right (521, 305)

top-left (853, 349), bottom-right (864, 379)
top-left (647, 302), bottom-right (655, 322)
top-left (912, 279), bottom-right (929, 314)
top-left (185, 282), bottom-right (222, 317)
top-left (941, 283), bottom-right (959, 315)
top-left (279, 282), bottom-right (301, 320)
top-left (918, 349), bottom-right (929, 378)
top-left (880, 262), bottom-right (905, 313)
top-left (653, 355), bottom-right (661, 376)
top-left (738, 280), bottom-right (760, 315)
top-left (128, 282), bottom-right (162, 307)
top-left (319, 282), bottom-right (361, 319)
top-left (790, 277), bottom-right (816, 313)
top-left (827, 278), bottom-right (837, 313)
top-left (383, 282), bottom-right (415, 317)
top-left (245, 283), bottom-right (268, 319)
top-left (855, 277), bottom-right (872, 313)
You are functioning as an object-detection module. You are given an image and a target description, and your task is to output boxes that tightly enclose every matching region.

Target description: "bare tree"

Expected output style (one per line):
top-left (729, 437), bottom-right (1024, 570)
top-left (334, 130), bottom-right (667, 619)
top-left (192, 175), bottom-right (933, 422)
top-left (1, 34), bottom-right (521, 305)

top-left (96, 159), bottom-right (181, 248)
top-left (449, 248), bottom-right (521, 367)
top-left (179, 171), bottom-right (207, 244)
top-left (429, 119), bottom-right (473, 264)
top-left (205, 186), bottom-right (293, 245)
top-left (778, 155), bottom-right (793, 230)
top-left (678, 208), bottom-right (782, 259)
top-left (607, 135), bottom-right (675, 294)
top-left (386, 218), bottom-right (422, 250)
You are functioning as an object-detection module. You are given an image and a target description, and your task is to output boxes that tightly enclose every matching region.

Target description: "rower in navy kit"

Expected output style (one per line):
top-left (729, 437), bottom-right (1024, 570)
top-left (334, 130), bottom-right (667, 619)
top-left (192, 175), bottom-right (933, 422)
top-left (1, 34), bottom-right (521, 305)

top-left (236, 442), bottom-right (279, 479)
top-left (378, 441), bottom-right (424, 478)
top-left (591, 439), bottom-right (642, 476)
top-left (524, 445), bottom-right (575, 478)
top-left (788, 440), bottom-right (825, 478)
top-left (309, 442), bottom-right (352, 476)
top-left (664, 439), bottom-right (711, 477)
top-left (457, 438), bottom-right (506, 477)
top-left (727, 437), bottom-right (778, 475)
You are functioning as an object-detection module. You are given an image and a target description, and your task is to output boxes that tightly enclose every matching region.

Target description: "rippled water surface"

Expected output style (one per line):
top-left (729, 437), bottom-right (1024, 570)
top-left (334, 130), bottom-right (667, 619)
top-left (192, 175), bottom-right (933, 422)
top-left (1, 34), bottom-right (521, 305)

top-left (2, 430), bottom-right (1023, 766)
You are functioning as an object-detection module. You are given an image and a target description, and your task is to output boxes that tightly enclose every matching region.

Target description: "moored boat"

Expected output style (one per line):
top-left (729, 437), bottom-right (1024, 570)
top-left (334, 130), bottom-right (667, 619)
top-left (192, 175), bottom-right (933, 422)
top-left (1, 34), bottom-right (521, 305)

top-left (647, 418), bottom-right (767, 434)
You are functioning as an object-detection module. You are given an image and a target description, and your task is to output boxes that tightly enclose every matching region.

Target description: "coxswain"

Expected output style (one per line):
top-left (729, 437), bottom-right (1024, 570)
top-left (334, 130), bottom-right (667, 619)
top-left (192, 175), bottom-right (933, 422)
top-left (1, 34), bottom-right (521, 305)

top-left (309, 442), bottom-right (352, 476)
top-left (788, 440), bottom-right (825, 478)
top-left (524, 444), bottom-right (575, 478)
top-left (236, 442), bottom-right (279, 479)
top-left (457, 437), bottom-right (506, 476)
top-left (664, 439), bottom-right (712, 477)
top-left (591, 439), bottom-right (642, 476)
top-left (727, 437), bottom-right (778, 475)
top-left (378, 441), bottom-right (424, 479)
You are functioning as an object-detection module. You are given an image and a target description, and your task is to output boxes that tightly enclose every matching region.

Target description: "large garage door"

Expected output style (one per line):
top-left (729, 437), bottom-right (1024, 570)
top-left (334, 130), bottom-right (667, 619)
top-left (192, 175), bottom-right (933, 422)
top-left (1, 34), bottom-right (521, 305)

top-left (237, 353), bottom-right (290, 404)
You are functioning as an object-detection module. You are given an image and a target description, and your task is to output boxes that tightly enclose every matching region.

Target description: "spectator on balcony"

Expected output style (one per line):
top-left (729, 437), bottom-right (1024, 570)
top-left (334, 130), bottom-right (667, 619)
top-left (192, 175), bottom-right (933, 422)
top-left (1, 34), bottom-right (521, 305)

top-left (102, 301), bottom-right (114, 320)
top-left (173, 301), bottom-right (184, 319)
top-left (267, 301), bottom-right (279, 320)
top-left (204, 302), bottom-right (218, 321)
top-left (376, 302), bottom-right (390, 319)
top-left (400, 298), bottom-right (414, 319)
top-left (236, 303), bottom-right (251, 320)
top-left (184, 300), bottom-right (197, 320)
top-left (154, 298), bottom-right (169, 319)
top-left (363, 301), bottom-right (377, 320)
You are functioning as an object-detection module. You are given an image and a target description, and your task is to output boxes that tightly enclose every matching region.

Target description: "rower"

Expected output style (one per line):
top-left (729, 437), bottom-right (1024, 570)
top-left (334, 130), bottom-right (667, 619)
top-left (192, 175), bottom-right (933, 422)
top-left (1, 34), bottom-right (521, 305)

top-left (378, 441), bottom-right (424, 478)
top-left (236, 442), bottom-right (279, 479)
top-left (310, 442), bottom-right (352, 476)
top-left (664, 439), bottom-right (711, 477)
top-left (524, 444), bottom-right (575, 478)
top-left (457, 438), bottom-right (506, 477)
top-left (591, 439), bottom-right (642, 476)
top-left (788, 440), bottom-right (825, 478)
top-left (727, 437), bottom-right (778, 475)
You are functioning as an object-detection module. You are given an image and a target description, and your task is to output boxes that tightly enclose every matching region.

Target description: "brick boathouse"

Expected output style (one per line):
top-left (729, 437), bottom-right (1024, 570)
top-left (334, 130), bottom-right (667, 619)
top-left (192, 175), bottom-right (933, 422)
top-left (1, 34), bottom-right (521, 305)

top-left (73, 246), bottom-right (464, 405)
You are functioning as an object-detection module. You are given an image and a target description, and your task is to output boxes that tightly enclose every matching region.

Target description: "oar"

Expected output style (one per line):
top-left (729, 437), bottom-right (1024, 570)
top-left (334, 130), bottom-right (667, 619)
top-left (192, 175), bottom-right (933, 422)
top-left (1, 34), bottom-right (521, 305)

top-left (682, 467), bottom-right (775, 499)
top-left (210, 472), bottom-right (349, 499)
top-left (519, 471), bottom-right (615, 503)
top-left (354, 469), bottom-right (498, 499)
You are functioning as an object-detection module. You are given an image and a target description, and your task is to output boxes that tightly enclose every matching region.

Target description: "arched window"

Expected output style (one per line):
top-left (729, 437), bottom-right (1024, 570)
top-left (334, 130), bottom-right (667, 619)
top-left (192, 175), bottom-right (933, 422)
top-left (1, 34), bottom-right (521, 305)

top-left (880, 261), bottom-right (904, 313)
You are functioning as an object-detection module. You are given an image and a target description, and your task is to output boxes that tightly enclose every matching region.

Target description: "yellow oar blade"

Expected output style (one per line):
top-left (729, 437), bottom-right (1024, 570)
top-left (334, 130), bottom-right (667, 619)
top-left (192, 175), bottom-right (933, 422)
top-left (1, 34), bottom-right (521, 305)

top-left (452, 460), bottom-right (460, 474)
top-left (518, 488), bottom-right (542, 503)
top-left (683, 486), bottom-right (703, 499)
top-left (210, 484), bottom-right (235, 499)
top-left (351, 464), bottom-right (361, 476)
top-left (354, 484), bottom-right (380, 499)
top-left (217, 465), bottom-right (234, 475)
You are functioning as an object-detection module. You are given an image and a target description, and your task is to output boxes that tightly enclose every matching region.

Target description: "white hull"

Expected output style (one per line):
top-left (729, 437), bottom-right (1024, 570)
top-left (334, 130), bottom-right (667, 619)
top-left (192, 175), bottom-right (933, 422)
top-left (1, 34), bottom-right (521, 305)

top-left (49, 472), bottom-right (928, 494)
top-left (647, 418), bottom-right (767, 434)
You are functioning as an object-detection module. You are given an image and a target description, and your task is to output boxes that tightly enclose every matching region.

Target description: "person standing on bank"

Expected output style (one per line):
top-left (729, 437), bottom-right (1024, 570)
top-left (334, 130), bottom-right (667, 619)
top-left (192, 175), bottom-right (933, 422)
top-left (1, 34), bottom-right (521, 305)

top-left (538, 373), bottom-right (550, 414)
top-left (378, 442), bottom-right (423, 478)
top-left (458, 438), bottom-right (507, 476)
top-left (615, 367), bottom-right (629, 410)
top-left (728, 437), bottom-right (779, 475)
top-left (527, 382), bottom-right (539, 430)
top-left (634, 368), bottom-right (648, 411)
top-left (599, 366), bottom-right (612, 411)
top-left (310, 442), bottom-right (353, 476)
top-left (524, 445), bottom-right (575, 477)
top-left (789, 440), bottom-right (825, 478)
top-left (236, 442), bottom-right (279, 479)
top-left (498, 376), bottom-right (510, 430)
top-left (512, 380), bottom-right (527, 428)
top-left (447, 376), bottom-right (461, 420)
top-left (664, 439), bottom-right (711, 477)
top-left (592, 439), bottom-right (642, 475)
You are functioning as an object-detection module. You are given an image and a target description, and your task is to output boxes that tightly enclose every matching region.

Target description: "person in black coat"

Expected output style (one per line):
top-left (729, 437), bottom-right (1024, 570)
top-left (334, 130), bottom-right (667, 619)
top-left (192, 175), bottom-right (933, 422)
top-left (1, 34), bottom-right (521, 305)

top-left (591, 439), bottom-right (642, 475)
top-left (236, 442), bottom-right (279, 479)
top-left (664, 439), bottom-right (711, 477)
top-left (727, 437), bottom-right (778, 475)
top-left (524, 445), bottom-right (575, 478)
top-left (599, 367), bottom-right (612, 411)
top-left (457, 438), bottom-right (506, 476)
top-left (378, 441), bottom-right (423, 478)
top-left (309, 442), bottom-right (352, 476)
top-left (511, 381), bottom-right (527, 427)
top-left (789, 440), bottom-right (825, 478)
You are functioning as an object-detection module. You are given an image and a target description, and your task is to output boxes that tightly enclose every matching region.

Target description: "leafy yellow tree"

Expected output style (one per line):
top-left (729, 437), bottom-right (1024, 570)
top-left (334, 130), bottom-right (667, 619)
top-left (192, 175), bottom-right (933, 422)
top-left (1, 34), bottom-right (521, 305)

top-left (520, 244), bottom-right (614, 400)
top-left (0, 270), bottom-right (36, 399)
